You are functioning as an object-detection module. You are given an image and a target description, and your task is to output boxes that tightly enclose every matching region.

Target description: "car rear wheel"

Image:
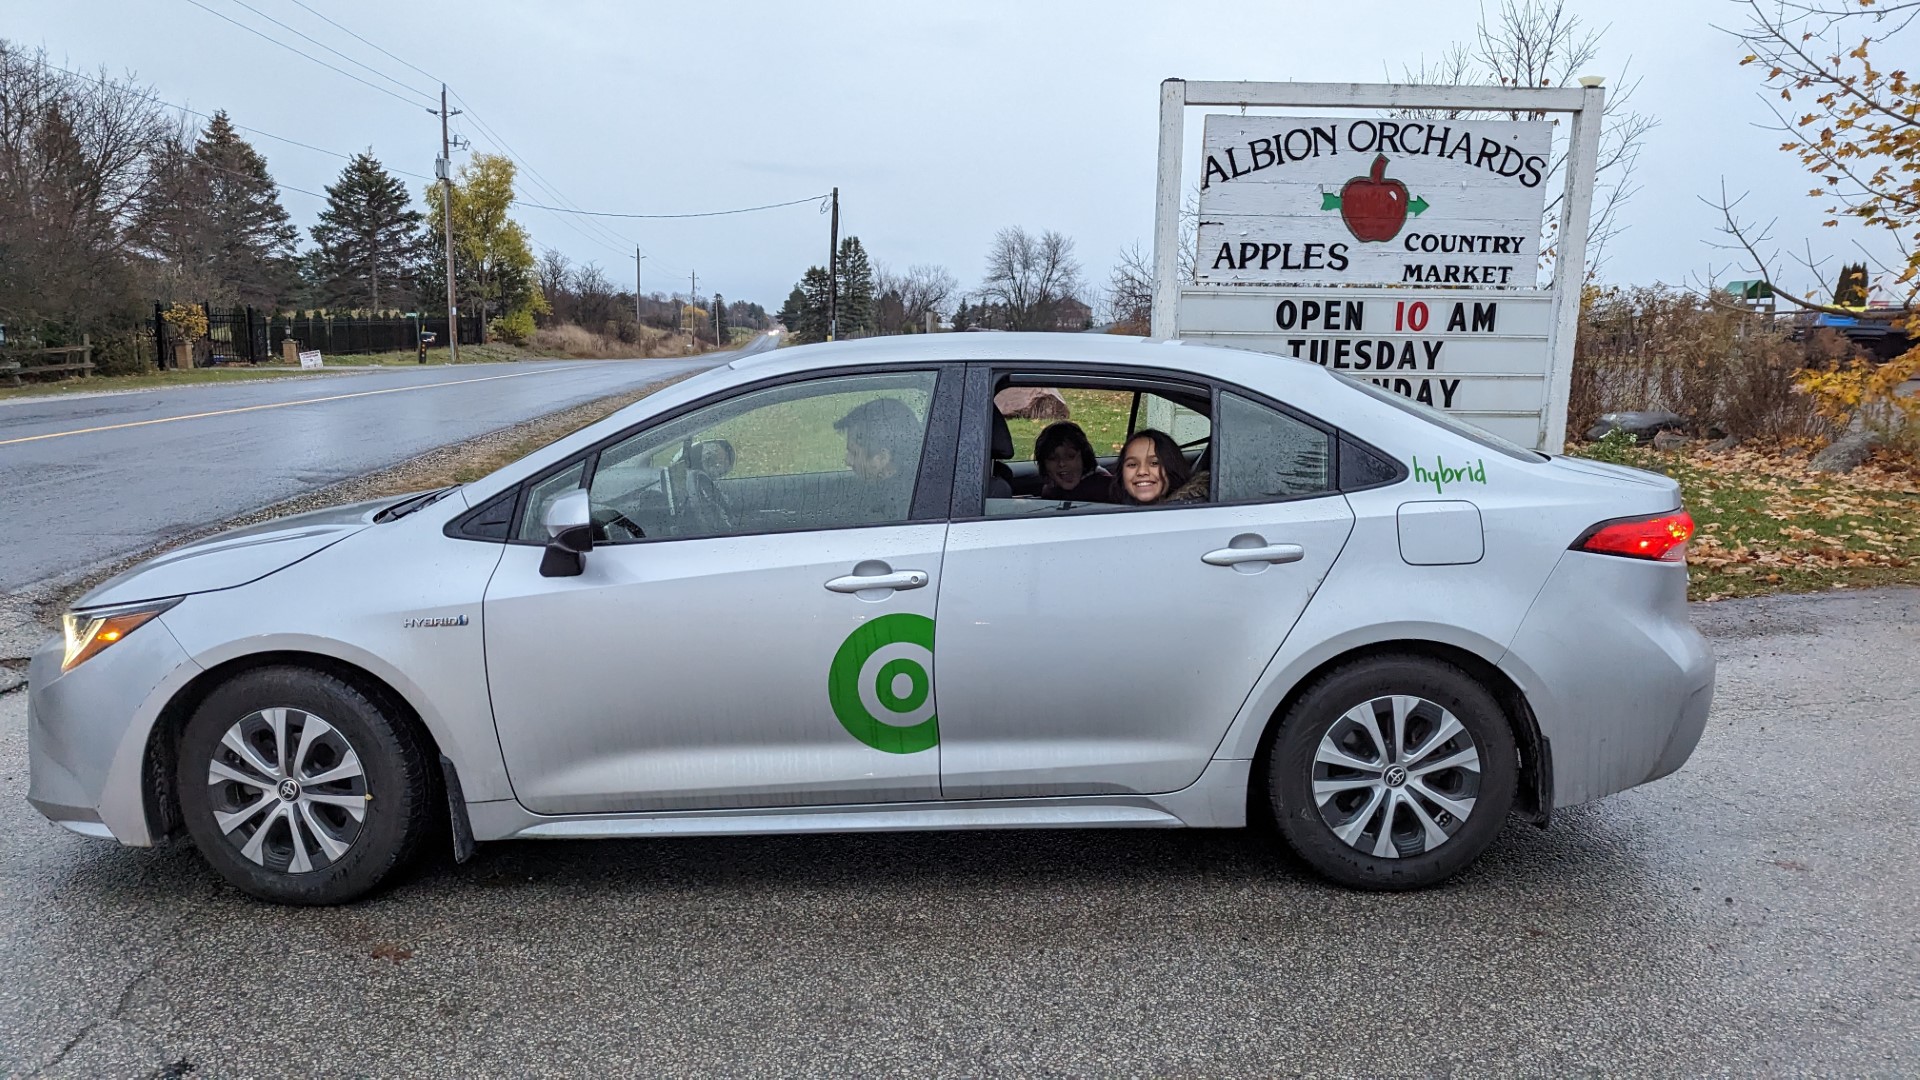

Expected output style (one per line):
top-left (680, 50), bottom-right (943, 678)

top-left (1267, 655), bottom-right (1517, 890)
top-left (176, 666), bottom-right (436, 905)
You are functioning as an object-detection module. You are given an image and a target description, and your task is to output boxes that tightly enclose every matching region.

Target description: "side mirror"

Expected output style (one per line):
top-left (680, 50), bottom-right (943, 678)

top-left (539, 489), bottom-right (593, 578)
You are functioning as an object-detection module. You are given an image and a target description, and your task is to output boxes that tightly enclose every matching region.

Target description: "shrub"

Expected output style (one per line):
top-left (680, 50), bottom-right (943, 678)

top-left (93, 332), bottom-right (153, 376)
top-left (160, 302), bottom-right (208, 340)
top-left (490, 308), bottom-right (537, 345)
top-left (1797, 345), bottom-right (1920, 455)
top-left (1571, 286), bottom-right (1835, 443)
top-left (531, 323), bottom-right (605, 357)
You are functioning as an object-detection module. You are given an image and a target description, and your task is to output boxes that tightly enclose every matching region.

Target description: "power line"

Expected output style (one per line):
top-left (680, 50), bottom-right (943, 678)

top-left (450, 91), bottom-right (646, 256)
top-left (511, 193), bottom-right (831, 220)
top-left (39, 61), bottom-right (435, 183)
top-left (261, 1), bottom-right (673, 278)
top-left (176, 0), bottom-right (435, 109)
top-left (216, 0), bottom-right (436, 104)
top-left (280, 0), bottom-right (443, 86)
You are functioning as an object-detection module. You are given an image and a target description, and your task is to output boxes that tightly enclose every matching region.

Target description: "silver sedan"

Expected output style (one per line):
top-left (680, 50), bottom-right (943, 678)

top-left (27, 334), bottom-right (1714, 904)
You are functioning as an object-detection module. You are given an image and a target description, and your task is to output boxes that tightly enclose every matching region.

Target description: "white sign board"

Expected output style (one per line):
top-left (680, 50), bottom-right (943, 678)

top-left (1152, 81), bottom-right (1603, 451)
top-left (297, 349), bottom-right (323, 369)
top-left (1196, 114), bottom-right (1551, 287)
top-left (1178, 288), bottom-right (1553, 447)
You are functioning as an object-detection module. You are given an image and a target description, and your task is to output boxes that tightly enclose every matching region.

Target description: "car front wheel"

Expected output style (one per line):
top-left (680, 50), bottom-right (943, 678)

top-left (176, 666), bottom-right (436, 905)
top-left (1267, 655), bottom-right (1517, 890)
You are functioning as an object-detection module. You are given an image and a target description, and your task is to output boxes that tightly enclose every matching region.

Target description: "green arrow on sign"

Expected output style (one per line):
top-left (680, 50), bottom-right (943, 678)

top-left (1409, 195), bottom-right (1430, 216)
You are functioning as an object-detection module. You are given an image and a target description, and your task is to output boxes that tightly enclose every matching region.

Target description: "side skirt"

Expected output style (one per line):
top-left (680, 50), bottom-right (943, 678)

top-left (466, 759), bottom-right (1253, 842)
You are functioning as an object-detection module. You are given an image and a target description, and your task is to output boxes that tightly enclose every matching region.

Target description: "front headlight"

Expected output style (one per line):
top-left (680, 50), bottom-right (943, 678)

top-left (61, 598), bottom-right (181, 673)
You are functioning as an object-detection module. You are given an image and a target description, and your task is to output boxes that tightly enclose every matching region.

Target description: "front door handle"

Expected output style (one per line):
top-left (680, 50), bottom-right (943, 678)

top-left (825, 570), bottom-right (929, 593)
top-left (1202, 543), bottom-right (1305, 567)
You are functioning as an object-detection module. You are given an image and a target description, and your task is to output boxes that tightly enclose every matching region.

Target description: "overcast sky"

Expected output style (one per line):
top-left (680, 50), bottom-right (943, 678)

top-left (12, 0), bottom-right (1900, 311)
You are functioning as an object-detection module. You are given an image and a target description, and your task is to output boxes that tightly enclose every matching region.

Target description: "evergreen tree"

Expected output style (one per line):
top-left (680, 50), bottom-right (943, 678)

top-left (952, 299), bottom-right (972, 332)
top-left (835, 236), bottom-right (875, 338)
top-left (712, 292), bottom-right (726, 341)
top-left (796, 266), bottom-right (832, 343)
top-left (778, 285), bottom-right (805, 333)
top-left (310, 152), bottom-right (424, 312)
top-left (137, 111), bottom-right (298, 308)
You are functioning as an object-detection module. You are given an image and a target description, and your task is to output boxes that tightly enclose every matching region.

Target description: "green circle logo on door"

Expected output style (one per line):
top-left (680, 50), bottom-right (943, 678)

top-left (827, 613), bottom-right (938, 754)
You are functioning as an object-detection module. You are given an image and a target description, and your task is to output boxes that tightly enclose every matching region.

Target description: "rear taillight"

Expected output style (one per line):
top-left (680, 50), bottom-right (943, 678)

top-left (1574, 510), bottom-right (1695, 562)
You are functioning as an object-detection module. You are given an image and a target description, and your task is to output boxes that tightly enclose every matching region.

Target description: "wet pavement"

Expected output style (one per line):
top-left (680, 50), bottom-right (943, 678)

top-left (0, 358), bottom-right (721, 593)
top-left (1, 587), bottom-right (1915, 1076)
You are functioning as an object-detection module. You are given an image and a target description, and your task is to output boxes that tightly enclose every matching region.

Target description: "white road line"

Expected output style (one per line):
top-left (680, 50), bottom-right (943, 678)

top-left (0, 367), bottom-right (587, 448)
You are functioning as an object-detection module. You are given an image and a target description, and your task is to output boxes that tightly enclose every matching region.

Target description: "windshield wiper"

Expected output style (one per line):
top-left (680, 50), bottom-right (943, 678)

top-left (375, 485), bottom-right (462, 523)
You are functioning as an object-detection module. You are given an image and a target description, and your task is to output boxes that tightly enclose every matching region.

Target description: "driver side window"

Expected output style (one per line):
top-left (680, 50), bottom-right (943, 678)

top-left (515, 371), bottom-right (939, 544)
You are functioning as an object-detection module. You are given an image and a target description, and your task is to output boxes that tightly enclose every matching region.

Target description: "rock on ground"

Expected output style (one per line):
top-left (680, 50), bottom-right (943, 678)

top-left (1586, 410), bottom-right (1688, 441)
top-left (1810, 430), bottom-right (1880, 473)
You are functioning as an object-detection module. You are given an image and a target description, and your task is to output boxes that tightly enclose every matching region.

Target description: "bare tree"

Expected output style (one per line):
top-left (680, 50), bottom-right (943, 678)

top-left (536, 247), bottom-right (572, 322)
top-left (1105, 240), bottom-right (1153, 332)
top-left (1709, 0), bottom-right (1919, 314)
top-left (573, 262), bottom-right (617, 329)
top-left (1397, 0), bottom-right (1656, 277)
top-left (899, 263), bottom-right (957, 329)
top-left (0, 44), bottom-right (170, 340)
top-left (980, 227), bottom-right (1084, 331)
top-left (873, 262), bottom-right (960, 334)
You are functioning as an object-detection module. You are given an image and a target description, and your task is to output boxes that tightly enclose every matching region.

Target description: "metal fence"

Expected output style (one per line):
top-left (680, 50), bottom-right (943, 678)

top-left (268, 311), bottom-right (483, 358)
top-left (153, 304), bottom-right (484, 368)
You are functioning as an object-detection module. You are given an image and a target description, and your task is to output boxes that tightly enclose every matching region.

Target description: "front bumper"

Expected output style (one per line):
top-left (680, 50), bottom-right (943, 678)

top-left (26, 615), bottom-right (203, 846)
top-left (1502, 551), bottom-right (1717, 809)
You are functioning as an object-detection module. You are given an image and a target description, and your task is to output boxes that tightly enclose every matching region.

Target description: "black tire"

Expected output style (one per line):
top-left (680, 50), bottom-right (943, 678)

top-left (1266, 655), bottom-right (1517, 891)
top-left (176, 665), bottom-right (437, 905)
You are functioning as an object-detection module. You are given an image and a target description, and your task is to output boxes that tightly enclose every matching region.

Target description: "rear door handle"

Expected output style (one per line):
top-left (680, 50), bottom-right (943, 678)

top-left (1202, 543), bottom-right (1304, 567)
top-left (825, 570), bottom-right (929, 593)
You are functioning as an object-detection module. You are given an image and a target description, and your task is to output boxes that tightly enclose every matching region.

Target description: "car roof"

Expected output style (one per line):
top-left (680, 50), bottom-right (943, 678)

top-left (729, 332), bottom-right (1300, 375)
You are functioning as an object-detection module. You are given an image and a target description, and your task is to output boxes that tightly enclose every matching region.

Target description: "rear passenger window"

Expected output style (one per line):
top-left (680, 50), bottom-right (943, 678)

top-left (1216, 393), bottom-right (1333, 501)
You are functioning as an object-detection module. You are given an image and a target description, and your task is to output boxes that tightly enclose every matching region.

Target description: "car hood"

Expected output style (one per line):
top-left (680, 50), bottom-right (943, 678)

top-left (76, 497), bottom-right (397, 609)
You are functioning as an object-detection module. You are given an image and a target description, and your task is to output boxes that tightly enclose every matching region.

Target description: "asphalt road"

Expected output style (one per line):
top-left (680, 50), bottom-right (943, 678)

top-left (1, 587), bottom-right (1914, 1077)
top-left (0, 355), bottom-right (729, 593)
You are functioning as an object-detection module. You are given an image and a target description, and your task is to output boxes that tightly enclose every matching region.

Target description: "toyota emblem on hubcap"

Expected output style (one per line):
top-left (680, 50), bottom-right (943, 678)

top-left (277, 778), bottom-right (301, 802)
top-left (1383, 765), bottom-right (1409, 788)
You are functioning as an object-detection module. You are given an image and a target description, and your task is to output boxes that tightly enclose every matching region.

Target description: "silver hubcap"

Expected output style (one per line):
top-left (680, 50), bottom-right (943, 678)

top-left (1312, 694), bottom-right (1482, 859)
top-left (206, 707), bottom-right (368, 874)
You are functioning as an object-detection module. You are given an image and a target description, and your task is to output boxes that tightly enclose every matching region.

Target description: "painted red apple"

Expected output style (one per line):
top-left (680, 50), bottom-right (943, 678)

top-left (1339, 155), bottom-right (1411, 242)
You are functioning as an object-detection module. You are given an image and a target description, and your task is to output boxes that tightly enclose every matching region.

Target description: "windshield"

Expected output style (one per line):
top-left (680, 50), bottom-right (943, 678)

top-left (1337, 375), bottom-right (1547, 462)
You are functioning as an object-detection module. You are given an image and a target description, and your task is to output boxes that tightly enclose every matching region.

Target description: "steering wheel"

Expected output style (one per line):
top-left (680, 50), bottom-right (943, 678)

top-left (685, 469), bottom-right (736, 534)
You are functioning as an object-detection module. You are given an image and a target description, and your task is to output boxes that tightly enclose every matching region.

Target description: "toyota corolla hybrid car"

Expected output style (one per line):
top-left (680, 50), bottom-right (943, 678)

top-left (28, 334), bottom-right (1715, 904)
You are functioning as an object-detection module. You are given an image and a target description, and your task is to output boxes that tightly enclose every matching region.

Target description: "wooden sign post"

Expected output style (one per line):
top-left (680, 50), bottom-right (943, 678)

top-left (1152, 80), bottom-right (1603, 452)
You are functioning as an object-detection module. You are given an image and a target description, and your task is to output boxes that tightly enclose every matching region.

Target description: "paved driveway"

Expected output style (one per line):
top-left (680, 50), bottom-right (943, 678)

top-left (1, 587), bottom-right (1914, 1076)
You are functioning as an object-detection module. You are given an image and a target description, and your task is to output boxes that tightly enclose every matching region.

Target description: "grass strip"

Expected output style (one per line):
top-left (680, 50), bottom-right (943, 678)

top-left (1574, 443), bottom-right (1920, 600)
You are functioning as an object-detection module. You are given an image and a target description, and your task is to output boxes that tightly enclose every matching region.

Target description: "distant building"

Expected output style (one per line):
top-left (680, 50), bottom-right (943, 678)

top-left (1050, 297), bottom-right (1094, 332)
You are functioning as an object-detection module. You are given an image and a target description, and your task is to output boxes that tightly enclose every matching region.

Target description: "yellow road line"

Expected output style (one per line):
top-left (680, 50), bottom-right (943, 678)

top-left (0, 368), bottom-right (566, 448)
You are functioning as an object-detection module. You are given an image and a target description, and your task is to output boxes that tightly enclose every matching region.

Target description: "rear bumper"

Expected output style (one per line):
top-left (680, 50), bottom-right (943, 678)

top-left (1501, 551), bottom-right (1716, 809)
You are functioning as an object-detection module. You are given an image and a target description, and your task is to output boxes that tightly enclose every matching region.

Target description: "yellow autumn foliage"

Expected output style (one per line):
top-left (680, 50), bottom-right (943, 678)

top-left (1795, 345), bottom-right (1920, 452)
top-left (160, 303), bottom-right (208, 340)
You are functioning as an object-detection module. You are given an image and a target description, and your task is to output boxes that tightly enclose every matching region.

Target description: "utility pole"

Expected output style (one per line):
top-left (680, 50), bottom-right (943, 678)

top-left (632, 247), bottom-right (645, 327)
top-left (827, 186), bottom-right (839, 341)
top-left (688, 269), bottom-right (699, 341)
top-left (432, 85), bottom-right (462, 363)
